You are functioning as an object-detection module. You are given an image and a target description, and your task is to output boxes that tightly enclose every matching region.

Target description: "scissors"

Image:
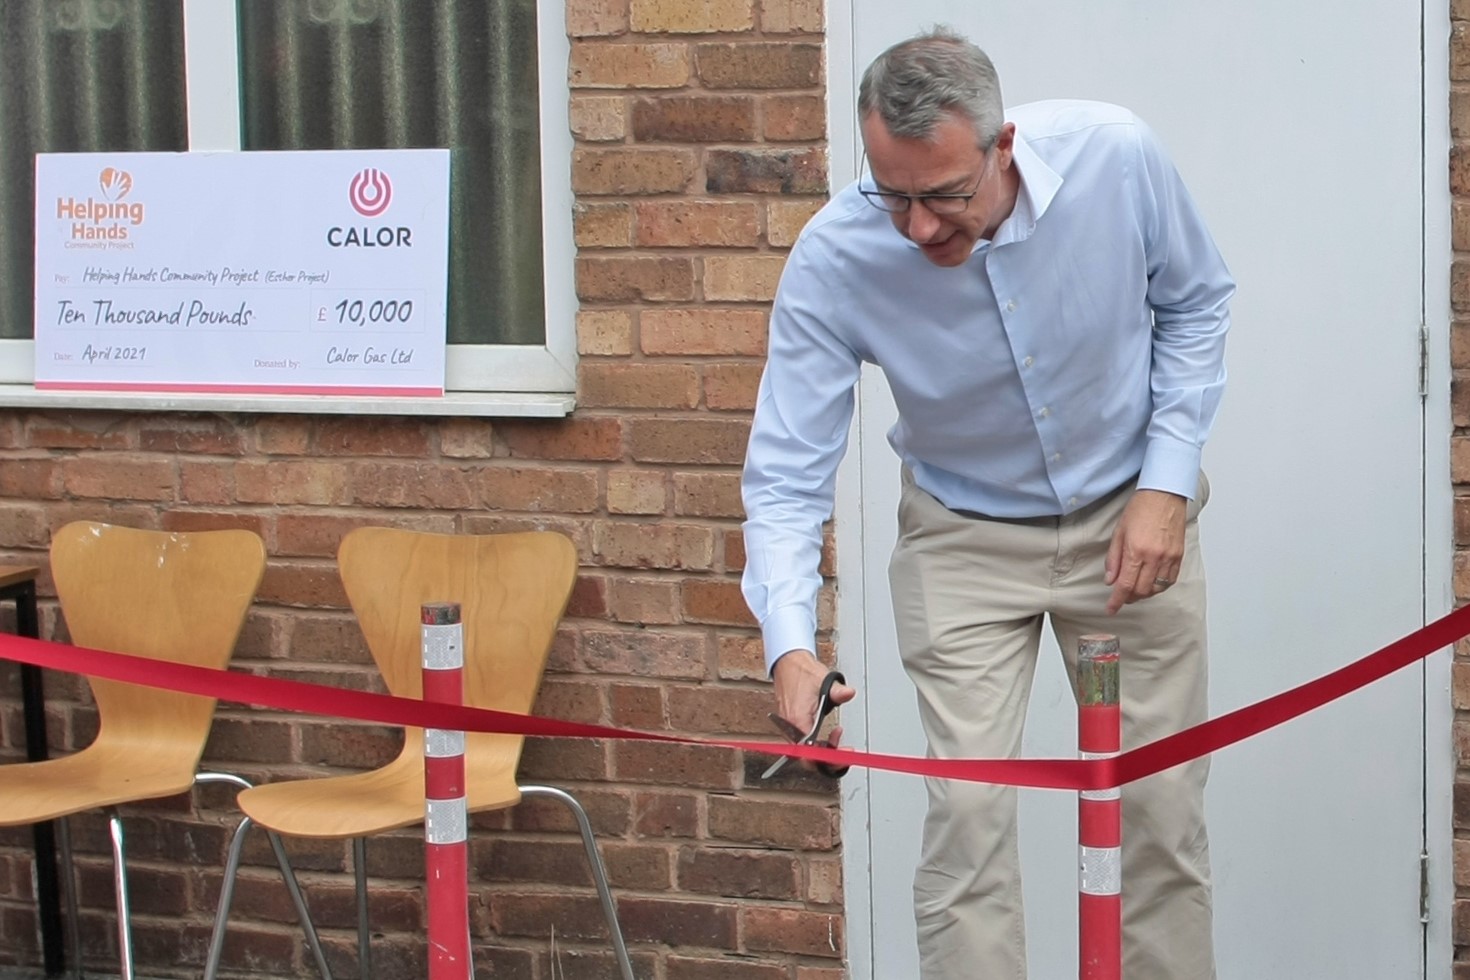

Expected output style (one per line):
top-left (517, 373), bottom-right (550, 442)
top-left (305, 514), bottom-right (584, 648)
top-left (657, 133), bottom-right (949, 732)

top-left (761, 669), bottom-right (851, 780)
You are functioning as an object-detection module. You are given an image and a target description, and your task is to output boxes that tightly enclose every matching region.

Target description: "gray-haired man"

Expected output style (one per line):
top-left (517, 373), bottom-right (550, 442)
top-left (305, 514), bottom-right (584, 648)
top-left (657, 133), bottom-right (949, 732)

top-left (741, 26), bottom-right (1231, 979)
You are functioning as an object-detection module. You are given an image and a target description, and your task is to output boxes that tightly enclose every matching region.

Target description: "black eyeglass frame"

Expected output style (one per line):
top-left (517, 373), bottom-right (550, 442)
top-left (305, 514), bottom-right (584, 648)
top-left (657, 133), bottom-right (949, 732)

top-left (857, 147), bottom-right (994, 215)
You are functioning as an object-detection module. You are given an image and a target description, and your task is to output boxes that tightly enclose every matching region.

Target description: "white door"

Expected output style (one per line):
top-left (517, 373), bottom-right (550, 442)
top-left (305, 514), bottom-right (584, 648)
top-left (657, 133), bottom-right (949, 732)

top-left (831, 3), bottom-right (1452, 978)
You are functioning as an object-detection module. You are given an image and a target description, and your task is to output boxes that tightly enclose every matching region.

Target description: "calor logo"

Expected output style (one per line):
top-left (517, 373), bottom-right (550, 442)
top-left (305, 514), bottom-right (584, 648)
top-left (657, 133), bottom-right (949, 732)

top-left (98, 167), bottom-right (132, 201)
top-left (349, 168), bottom-right (392, 217)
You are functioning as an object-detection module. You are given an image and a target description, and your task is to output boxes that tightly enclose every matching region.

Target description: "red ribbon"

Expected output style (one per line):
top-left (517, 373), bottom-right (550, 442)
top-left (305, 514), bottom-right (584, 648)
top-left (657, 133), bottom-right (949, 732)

top-left (4, 602), bottom-right (1469, 790)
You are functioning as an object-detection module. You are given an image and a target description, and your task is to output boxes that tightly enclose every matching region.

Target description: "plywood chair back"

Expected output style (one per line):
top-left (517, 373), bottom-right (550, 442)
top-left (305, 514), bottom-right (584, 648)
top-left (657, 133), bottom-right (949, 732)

top-left (49, 521), bottom-right (267, 789)
top-left (337, 527), bottom-right (578, 810)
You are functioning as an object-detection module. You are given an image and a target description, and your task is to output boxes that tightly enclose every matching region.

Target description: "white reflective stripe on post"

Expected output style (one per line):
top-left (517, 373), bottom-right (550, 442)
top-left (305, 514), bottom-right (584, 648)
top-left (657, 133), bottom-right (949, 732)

top-left (425, 797), bottom-right (468, 845)
top-left (425, 729), bottom-right (466, 758)
top-left (1079, 845), bottom-right (1122, 896)
top-left (421, 623), bottom-right (463, 670)
top-left (1079, 750), bottom-right (1121, 801)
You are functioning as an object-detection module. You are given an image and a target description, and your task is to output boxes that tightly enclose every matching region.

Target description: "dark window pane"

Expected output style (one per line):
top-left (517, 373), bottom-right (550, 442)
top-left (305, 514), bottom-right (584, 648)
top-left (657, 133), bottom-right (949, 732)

top-left (238, 0), bottom-right (546, 346)
top-left (0, 0), bottom-right (187, 340)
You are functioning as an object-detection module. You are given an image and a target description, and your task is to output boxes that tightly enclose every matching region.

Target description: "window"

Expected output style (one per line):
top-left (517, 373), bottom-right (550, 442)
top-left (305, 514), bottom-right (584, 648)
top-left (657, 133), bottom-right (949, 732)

top-left (0, 0), bottom-right (575, 408)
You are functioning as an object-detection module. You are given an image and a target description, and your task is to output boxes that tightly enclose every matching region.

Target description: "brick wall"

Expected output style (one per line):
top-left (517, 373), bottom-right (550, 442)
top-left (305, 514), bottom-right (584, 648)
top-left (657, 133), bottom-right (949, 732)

top-left (0, 1), bottom-right (840, 977)
top-left (1455, 3), bottom-right (1470, 975)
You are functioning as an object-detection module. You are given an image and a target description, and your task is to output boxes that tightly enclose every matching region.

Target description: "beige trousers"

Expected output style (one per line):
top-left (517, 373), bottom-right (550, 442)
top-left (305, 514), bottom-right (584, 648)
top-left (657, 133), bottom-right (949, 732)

top-left (888, 471), bottom-right (1215, 980)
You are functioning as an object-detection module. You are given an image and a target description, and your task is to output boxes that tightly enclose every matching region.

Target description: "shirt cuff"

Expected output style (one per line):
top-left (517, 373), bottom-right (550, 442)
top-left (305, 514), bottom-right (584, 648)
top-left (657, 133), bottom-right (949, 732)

top-left (1137, 438), bottom-right (1202, 499)
top-left (760, 604), bottom-right (818, 676)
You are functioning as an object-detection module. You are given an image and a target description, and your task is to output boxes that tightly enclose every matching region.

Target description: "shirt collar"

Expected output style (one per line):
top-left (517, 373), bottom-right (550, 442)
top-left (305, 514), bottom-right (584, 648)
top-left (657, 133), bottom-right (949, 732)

top-left (985, 129), bottom-right (1062, 249)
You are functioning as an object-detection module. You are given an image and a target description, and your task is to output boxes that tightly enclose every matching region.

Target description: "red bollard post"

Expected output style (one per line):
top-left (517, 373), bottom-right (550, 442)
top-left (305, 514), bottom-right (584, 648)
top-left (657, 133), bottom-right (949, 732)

top-left (1077, 633), bottom-right (1121, 980)
top-left (422, 602), bottom-right (472, 980)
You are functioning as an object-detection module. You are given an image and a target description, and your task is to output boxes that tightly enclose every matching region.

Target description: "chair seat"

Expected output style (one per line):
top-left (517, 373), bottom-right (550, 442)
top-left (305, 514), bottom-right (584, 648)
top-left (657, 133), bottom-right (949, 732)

top-left (239, 737), bottom-right (523, 839)
top-left (0, 740), bottom-right (200, 826)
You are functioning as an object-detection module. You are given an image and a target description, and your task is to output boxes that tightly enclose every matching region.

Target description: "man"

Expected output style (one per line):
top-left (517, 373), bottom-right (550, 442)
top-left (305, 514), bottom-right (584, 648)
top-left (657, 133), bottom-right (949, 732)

top-left (740, 26), bottom-right (1231, 980)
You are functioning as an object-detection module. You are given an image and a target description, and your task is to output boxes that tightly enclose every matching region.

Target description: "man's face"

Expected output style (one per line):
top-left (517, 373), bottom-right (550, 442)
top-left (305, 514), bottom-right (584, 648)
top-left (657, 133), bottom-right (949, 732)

top-left (859, 111), bottom-right (1017, 268)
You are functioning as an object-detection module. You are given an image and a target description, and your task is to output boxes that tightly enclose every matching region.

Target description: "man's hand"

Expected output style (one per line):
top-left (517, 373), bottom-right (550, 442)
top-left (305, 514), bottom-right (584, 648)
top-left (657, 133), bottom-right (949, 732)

top-left (771, 648), bottom-right (857, 756)
top-left (1104, 489), bottom-right (1188, 615)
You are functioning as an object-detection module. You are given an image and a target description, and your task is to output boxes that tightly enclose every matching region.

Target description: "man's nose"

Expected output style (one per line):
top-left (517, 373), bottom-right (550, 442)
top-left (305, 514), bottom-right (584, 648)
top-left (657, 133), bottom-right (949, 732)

top-left (904, 200), bottom-right (942, 242)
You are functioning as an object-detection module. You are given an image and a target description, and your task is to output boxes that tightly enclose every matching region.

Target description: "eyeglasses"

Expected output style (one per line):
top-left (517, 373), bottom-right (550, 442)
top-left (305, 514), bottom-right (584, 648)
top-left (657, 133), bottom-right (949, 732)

top-left (858, 149), bottom-right (992, 215)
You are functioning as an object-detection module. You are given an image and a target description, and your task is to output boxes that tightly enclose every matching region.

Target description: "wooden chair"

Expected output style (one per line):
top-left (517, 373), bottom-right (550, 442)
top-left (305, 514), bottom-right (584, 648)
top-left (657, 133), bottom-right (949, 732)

top-left (206, 527), bottom-right (634, 980)
top-left (0, 521), bottom-right (325, 980)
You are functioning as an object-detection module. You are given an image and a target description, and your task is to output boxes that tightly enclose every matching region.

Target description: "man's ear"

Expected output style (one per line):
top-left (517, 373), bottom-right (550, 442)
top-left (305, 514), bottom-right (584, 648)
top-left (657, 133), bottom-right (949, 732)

top-left (994, 121), bottom-right (1018, 166)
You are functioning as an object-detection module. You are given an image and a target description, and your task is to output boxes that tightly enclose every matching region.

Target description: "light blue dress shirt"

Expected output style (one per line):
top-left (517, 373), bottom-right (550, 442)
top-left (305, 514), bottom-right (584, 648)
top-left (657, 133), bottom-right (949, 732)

top-left (741, 100), bottom-right (1234, 672)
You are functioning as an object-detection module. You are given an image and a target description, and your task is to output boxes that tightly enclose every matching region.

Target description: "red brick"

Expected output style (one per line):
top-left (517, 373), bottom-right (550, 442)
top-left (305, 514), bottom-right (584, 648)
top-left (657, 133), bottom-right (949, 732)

top-left (632, 790), bottom-right (702, 837)
top-left (696, 42), bottom-right (822, 88)
top-left (667, 685), bottom-right (769, 734)
top-left (614, 741), bottom-right (739, 789)
top-left (61, 455), bottom-right (174, 501)
top-left (677, 847), bottom-right (800, 898)
top-left (668, 956), bottom-right (787, 980)
top-left (630, 0), bottom-right (754, 33)
top-left (581, 628), bottom-right (708, 679)
top-left (488, 891), bottom-right (616, 940)
top-left (615, 895), bottom-right (739, 946)
top-left (579, 310), bottom-right (636, 356)
top-left (704, 362), bottom-right (764, 411)
top-left (759, 0), bottom-right (822, 32)
top-left (605, 576), bottom-right (682, 625)
top-left (235, 460), bottom-right (351, 506)
top-left (682, 578), bottom-right (759, 626)
top-left (632, 96), bottom-right (758, 142)
top-left (742, 907), bottom-right (843, 957)
top-left (518, 737), bottom-right (610, 782)
top-left (611, 683), bottom-right (666, 729)
top-left (478, 466), bottom-right (602, 513)
top-left (579, 362), bottom-right (702, 409)
top-left (635, 200), bottom-right (761, 247)
top-left (26, 413), bottom-right (133, 450)
top-left (568, 0), bottom-right (629, 36)
top-left (593, 521), bottom-right (716, 570)
top-left (139, 416), bottom-right (245, 454)
top-left (642, 309), bottom-right (768, 356)
top-left (178, 459), bottom-right (234, 504)
top-left (704, 255), bottom-right (787, 302)
top-left (768, 199), bottom-right (824, 246)
top-left (313, 417), bottom-right (431, 456)
top-left (573, 147), bottom-right (698, 195)
top-left (674, 471), bottom-right (745, 518)
top-left (478, 838), bottom-right (600, 886)
top-left (255, 560), bottom-right (349, 608)
top-left (608, 469), bottom-right (668, 514)
top-left (575, 201), bottom-right (634, 247)
top-left (578, 256), bottom-right (698, 302)
top-left (532, 677), bottom-right (606, 724)
top-left (717, 635), bottom-right (766, 681)
top-left (763, 94), bottom-right (826, 141)
top-left (498, 417), bottom-right (625, 461)
top-left (250, 415), bottom-right (313, 455)
top-left (602, 841), bottom-right (675, 889)
top-left (0, 502), bottom-right (51, 549)
top-left (708, 795), bottom-right (835, 848)
top-left (569, 43), bottom-right (691, 88)
top-left (346, 461), bottom-right (477, 509)
top-left (707, 147), bottom-right (827, 194)
top-left (806, 856), bottom-right (844, 904)
top-left (627, 418), bottom-right (750, 465)
top-left (570, 94), bottom-right (629, 142)
top-left (0, 456), bottom-right (62, 499)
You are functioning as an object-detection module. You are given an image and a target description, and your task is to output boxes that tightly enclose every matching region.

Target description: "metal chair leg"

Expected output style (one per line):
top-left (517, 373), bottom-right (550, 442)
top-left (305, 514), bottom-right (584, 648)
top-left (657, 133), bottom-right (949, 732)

top-left (197, 772), bottom-right (333, 980)
top-left (56, 817), bottom-right (82, 980)
top-left (104, 808), bottom-right (133, 980)
top-left (353, 837), bottom-right (372, 978)
top-left (519, 785), bottom-right (635, 980)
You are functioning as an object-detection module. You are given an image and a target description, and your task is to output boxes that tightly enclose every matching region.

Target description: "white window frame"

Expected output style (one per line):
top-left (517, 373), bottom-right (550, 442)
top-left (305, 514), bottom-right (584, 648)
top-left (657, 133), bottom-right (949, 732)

top-left (0, 0), bottom-right (576, 418)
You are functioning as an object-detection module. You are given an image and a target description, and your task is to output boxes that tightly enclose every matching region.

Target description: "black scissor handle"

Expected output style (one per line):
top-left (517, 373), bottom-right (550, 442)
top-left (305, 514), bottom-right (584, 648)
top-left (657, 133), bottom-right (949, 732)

top-left (811, 670), bottom-right (850, 779)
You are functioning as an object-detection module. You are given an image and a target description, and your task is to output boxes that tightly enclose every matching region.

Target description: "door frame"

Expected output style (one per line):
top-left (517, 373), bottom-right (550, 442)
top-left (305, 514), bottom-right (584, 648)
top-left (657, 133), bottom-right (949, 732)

top-left (827, 2), bottom-right (1456, 976)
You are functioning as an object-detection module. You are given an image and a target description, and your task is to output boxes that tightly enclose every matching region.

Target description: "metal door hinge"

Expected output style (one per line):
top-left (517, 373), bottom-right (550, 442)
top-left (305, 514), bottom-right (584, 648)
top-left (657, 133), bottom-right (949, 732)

top-left (1420, 850), bottom-right (1430, 924)
top-left (1419, 324), bottom-right (1429, 401)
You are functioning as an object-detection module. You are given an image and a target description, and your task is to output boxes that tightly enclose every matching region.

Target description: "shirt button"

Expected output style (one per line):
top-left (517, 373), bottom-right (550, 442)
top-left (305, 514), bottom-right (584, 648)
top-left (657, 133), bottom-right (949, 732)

top-left (1005, 300), bottom-right (1017, 313)
top-left (1038, 407), bottom-right (1049, 419)
top-left (1051, 452), bottom-right (1062, 462)
top-left (1023, 356), bottom-right (1034, 368)
top-left (1068, 496), bottom-right (1078, 507)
